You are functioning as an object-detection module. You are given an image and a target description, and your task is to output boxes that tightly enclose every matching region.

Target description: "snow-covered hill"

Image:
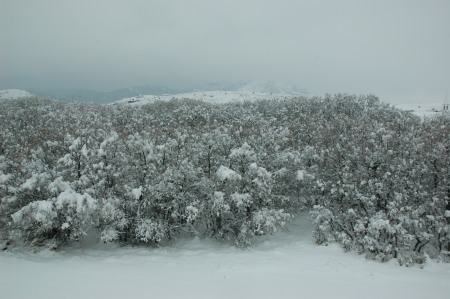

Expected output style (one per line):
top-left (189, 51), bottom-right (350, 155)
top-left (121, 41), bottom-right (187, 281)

top-left (114, 91), bottom-right (448, 119)
top-left (1, 215), bottom-right (448, 299)
top-left (394, 103), bottom-right (448, 117)
top-left (113, 80), bottom-right (308, 106)
top-left (114, 90), bottom-right (301, 106)
top-left (0, 89), bottom-right (33, 100)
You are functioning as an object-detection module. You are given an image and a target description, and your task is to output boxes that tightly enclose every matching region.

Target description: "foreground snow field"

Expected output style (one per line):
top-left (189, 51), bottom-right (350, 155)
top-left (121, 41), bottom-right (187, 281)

top-left (1, 215), bottom-right (449, 299)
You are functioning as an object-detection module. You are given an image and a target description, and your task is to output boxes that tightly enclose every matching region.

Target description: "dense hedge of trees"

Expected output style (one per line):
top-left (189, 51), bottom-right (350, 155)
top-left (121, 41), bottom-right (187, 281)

top-left (0, 95), bottom-right (448, 265)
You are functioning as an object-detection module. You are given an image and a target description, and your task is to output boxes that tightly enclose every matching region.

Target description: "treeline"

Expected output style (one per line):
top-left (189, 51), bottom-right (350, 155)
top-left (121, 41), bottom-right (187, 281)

top-left (0, 95), bottom-right (448, 265)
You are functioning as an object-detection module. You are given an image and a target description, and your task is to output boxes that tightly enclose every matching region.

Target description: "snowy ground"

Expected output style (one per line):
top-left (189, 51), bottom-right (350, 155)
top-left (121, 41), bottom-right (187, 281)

top-left (1, 215), bottom-right (449, 299)
top-left (0, 89), bottom-right (33, 100)
top-left (394, 103), bottom-right (447, 118)
top-left (114, 90), bottom-right (299, 106)
top-left (115, 91), bottom-right (448, 119)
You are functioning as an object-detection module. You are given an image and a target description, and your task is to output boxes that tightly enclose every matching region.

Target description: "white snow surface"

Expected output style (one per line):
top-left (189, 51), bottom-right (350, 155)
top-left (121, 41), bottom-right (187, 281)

top-left (394, 103), bottom-right (448, 117)
top-left (0, 89), bottom-right (33, 100)
top-left (1, 215), bottom-right (449, 299)
top-left (114, 90), bottom-right (299, 106)
top-left (115, 91), bottom-right (448, 120)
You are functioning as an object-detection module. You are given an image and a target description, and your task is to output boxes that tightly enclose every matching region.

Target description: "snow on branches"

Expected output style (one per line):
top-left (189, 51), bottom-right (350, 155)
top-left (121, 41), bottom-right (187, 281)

top-left (0, 95), bottom-right (448, 264)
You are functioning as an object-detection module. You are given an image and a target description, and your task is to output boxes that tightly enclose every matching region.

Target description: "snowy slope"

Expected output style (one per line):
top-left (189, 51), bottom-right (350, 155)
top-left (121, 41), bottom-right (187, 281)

top-left (394, 103), bottom-right (447, 117)
top-left (1, 215), bottom-right (449, 299)
top-left (0, 89), bottom-right (33, 100)
top-left (114, 90), bottom-right (300, 106)
top-left (114, 89), bottom-right (446, 118)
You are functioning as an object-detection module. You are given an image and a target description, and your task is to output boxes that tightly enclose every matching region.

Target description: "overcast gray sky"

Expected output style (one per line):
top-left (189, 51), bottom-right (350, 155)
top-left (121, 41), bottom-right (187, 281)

top-left (1, 0), bottom-right (449, 102)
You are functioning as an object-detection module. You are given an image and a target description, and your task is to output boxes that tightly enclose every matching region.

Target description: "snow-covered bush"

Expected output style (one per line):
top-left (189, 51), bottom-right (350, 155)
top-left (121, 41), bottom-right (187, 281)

top-left (308, 103), bottom-right (449, 263)
top-left (1, 95), bottom-right (448, 264)
top-left (135, 218), bottom-right (169, 243)
top-left (10, 180), bottom-right (98, 247)
top-left (10, 200), bottom-right (57, 247)
top-left (205, 144), bottom-right (291, 245)
top-left (97, 197), bottom-right (128, 243)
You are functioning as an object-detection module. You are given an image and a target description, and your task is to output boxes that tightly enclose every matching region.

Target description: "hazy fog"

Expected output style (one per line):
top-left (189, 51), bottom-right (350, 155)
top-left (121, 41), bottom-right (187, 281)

top-left (1, 0), bottom-right (449, 103)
